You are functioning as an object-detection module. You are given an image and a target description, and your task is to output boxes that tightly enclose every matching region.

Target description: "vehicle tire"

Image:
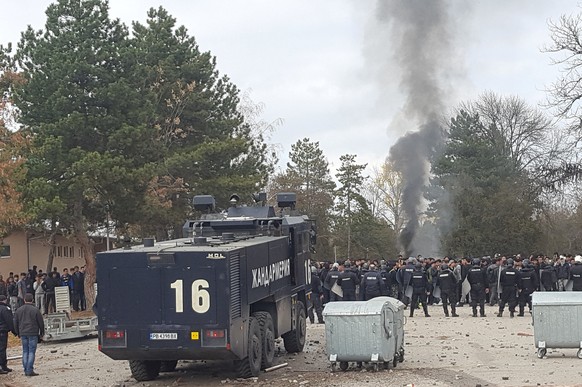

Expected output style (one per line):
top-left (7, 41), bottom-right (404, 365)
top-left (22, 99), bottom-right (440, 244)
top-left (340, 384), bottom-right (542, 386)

top-left (160, 360), bottom-right (178, 372)
top-left (129, 360), bottom-right (161, 381)
top-left (282, 301), bottom-right (306, 353)
top-left (236, 317), bottom-right (262, 378)
top-left (373, 363), bottom-right (379, 372)
top-left (392, 356), bottom-right (398, 368)
top-left (577, 349), bottom-right (582, 359)
top-left (339, 361), bottom-right (349, 371)
top-left (253, 311), bottom-right (276, 369)
top-left (537, 348), bottom-right (547, 359)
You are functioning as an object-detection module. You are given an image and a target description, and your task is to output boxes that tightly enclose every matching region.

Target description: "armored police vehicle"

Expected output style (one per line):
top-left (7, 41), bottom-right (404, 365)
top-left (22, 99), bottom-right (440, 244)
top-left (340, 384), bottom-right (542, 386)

top-left (96, 193), bottom-right (314, 381)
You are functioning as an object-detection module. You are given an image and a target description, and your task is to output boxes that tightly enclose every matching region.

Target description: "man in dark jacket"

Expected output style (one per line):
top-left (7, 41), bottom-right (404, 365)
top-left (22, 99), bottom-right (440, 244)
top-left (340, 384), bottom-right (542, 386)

top-left (498, 258), bottom-right (519, 318)
top-left (570, 255), bottom-right (582, 291)
top-left (436, 263), bottom-right (458, 317)
top-left (397, 258), bottom-right (415, 306)
top-left (0, 295), bottom-right (16, 374)
top-left (318, 262), bottom-right (330, 305)
top-left (71, 266), bottom-right (84, 312)
top-left (467, 258), bottom-right (489, 317)
top-left (42, 272), bottom-right (58, 314)
top-left (518, 259), bottom-right (538, 315)
top-left (408, 263), bottom-right (431, 317)
top-left (337, 263), bottom-right (358, 301)
top-left (360, 264), bottom-right (384, 301)
top-left (308, 267), bottom-right (324, 324)
top-left (324, 264), bottom-right (341, 302)
top-left (540, 262), bottom-right (557, 291)
top-left (14, 293), bottom-right (45, 376)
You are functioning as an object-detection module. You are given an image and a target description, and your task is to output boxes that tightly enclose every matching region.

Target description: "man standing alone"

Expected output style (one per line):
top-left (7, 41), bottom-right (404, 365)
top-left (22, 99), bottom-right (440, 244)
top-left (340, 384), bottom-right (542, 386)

top-left (13, 293), bottom-right (45, 377)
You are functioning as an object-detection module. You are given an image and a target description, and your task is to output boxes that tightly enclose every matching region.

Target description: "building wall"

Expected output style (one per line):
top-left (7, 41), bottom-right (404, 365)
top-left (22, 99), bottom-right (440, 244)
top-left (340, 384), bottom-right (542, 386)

top-left (0, 231), bottom-right (110, 276)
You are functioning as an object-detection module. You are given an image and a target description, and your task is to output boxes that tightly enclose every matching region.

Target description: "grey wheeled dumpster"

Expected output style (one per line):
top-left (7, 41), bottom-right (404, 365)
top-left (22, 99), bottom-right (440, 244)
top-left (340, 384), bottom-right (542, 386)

top-left (322, 296), bottom-right (405, 372)
top-left (532, 292), bottom-right (582, 359)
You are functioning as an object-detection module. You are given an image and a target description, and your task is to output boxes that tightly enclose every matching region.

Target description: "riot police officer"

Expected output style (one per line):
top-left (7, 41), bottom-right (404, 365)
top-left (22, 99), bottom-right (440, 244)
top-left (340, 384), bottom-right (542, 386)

top-left (408, 263), bottom-right (430, 317)
top-left (498, 258), bottom-right (519, 318)
top-left (360, 264), bottom-right (384, 300)
top-left (518, 259), bottom-right (538, 316)
top-left (324, 264), bottom-right (341, 301)
top-left (397, 258), bottom-right (415, 306)
top-left (337, 263), bottom-right (358, 301)
top-left (570, 255), bottom-right (582, 291)
top-left (436, 263), bottom-right (458, 317)
top-left (467, 258), bottom-right (489, 317)
top-left (308, 266), bottom-right (324, 324)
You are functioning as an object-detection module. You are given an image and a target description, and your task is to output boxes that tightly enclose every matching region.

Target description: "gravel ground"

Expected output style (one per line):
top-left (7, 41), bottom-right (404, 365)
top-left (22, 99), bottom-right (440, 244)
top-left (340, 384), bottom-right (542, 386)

top-left (2, 303), bottom-right (582, 387)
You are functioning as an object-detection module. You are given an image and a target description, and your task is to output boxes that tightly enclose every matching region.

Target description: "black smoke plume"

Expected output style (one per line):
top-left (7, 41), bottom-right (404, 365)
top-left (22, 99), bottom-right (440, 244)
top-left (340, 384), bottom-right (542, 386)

top-left (376, 0), bottom-right (456, 257)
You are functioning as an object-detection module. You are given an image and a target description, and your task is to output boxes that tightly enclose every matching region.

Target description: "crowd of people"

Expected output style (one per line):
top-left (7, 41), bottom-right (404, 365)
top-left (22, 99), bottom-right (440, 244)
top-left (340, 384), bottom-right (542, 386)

top-left (0, 265), bottom-right (87, 315)
top-left (308, 253), bottom-right (582, 323)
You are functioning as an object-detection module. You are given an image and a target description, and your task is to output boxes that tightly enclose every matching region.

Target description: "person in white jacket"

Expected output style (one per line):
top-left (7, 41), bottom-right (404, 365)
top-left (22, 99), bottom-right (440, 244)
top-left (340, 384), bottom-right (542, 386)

top-left (32, 275), bottom-right (46, 315)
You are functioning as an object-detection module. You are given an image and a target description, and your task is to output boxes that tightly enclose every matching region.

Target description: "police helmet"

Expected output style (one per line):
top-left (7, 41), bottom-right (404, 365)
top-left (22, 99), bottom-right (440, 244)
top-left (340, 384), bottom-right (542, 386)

top-left (471, 258), bottom-right (481, 266)
top-left (344, 262), bottom-right (351, 268)
top-left (310, 266), bottom-right (317, 274)
top-left (369, 264), bottom-right (376, 270)
top-left (362, 262), bottom-right (369, 270)
top-left (415, 262), bottom-right (422, 269)
top-left (441, 263), bottom-right (449, 271)
top-left (575, 255), bottom-right (582, 263)
top-left (506, 258), bottom-right (514, 266)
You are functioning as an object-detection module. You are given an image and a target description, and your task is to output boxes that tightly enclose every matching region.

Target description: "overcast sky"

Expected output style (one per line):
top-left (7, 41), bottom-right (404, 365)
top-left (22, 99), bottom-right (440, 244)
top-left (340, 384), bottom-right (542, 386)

top-left (2, 0), bottom-right (581, 174)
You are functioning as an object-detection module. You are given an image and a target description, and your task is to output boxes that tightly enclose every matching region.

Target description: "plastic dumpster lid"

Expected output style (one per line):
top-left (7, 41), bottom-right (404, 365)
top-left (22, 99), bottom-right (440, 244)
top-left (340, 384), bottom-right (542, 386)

top-left (532, 291), bottom-right (582, 306)
top-left (322, 297), bottom-right (404, 316)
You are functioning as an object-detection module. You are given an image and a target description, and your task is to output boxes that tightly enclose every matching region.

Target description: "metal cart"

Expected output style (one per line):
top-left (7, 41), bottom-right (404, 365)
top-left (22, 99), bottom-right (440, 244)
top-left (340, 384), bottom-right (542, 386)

top-left (532, 292), bottom-right (582, 359)
top-left (322, 297), bottom-right (405, 371)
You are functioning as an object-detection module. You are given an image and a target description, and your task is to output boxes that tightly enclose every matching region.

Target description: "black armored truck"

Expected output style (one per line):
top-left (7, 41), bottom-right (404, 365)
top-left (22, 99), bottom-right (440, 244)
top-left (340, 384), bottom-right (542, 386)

top-left (96, 193), bottom-right (314, 381)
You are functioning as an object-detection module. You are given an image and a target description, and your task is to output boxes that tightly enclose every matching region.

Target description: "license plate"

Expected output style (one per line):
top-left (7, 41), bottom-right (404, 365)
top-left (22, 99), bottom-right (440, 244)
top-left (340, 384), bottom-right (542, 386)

top-left (149, 332), bottom-right (177, 340)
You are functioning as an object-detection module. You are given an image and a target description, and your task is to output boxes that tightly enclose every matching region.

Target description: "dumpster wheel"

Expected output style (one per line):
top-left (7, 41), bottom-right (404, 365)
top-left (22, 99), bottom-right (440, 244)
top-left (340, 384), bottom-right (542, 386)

top-left (339, 361), bottom-right (349, 371)
top-left (537, 348), bottom-right (547, 359)
top-left (577, 349), bottom-right (582, 359)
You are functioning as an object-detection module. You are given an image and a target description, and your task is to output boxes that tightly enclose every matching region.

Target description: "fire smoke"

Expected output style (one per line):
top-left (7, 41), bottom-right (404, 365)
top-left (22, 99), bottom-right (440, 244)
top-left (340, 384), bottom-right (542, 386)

top-left (376, 0), bottom-right (459, 257)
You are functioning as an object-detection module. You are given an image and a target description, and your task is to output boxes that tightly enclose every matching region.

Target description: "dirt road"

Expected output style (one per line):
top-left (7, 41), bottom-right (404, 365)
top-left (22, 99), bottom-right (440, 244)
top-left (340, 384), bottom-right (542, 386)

top-left (3, 304), bottom-right (582, 387)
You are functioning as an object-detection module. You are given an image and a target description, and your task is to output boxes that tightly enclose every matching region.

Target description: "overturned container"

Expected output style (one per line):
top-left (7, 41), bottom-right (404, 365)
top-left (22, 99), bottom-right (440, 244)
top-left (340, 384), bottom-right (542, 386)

top-left (322, 296), bottom-right (405, 372)
top-left (532, 292), bottom-right (582, 359)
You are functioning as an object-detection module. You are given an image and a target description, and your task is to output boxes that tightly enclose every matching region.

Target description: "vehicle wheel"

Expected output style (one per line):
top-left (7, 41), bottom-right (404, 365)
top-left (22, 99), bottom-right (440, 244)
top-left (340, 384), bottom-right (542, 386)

top-left (160, 360), bottom-right (178, 372)
top-left (282, 301), bottom-right (306, 353)
top-left (393, 356), bottom-right (398, 368)
top-left (373, 363), bottom-right (379, 372)
top-left (339, 361), bottom-right (349, 371)
top-left (577, 349), bottom-right (582, 359)
top-left (537, 348), bottom-right (547, 359)
top-left (236, 317), bottom-right (263, 378)
top-left (253, 311), bottom-right (275, 368)
top-left (383, 361), bottom-right (390, 370)
top-left (331, 362), bottom-right (337, 372)
top-left (129, 360), bottom-right (161, 381)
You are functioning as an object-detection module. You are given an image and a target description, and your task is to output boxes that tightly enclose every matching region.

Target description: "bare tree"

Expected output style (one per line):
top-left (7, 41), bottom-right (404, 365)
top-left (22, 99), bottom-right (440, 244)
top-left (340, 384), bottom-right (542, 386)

top-left (363, 160), bottom-right (406, 237)
top-left (458, 92), bottom-right (564, 191)
top-left (544, 13), bottom-right (582, 128)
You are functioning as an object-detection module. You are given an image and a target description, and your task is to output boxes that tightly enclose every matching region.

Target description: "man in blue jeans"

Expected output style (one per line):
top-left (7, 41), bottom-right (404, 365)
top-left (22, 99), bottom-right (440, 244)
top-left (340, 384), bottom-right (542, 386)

top-left (13, 293), bottom-right (44, 376)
